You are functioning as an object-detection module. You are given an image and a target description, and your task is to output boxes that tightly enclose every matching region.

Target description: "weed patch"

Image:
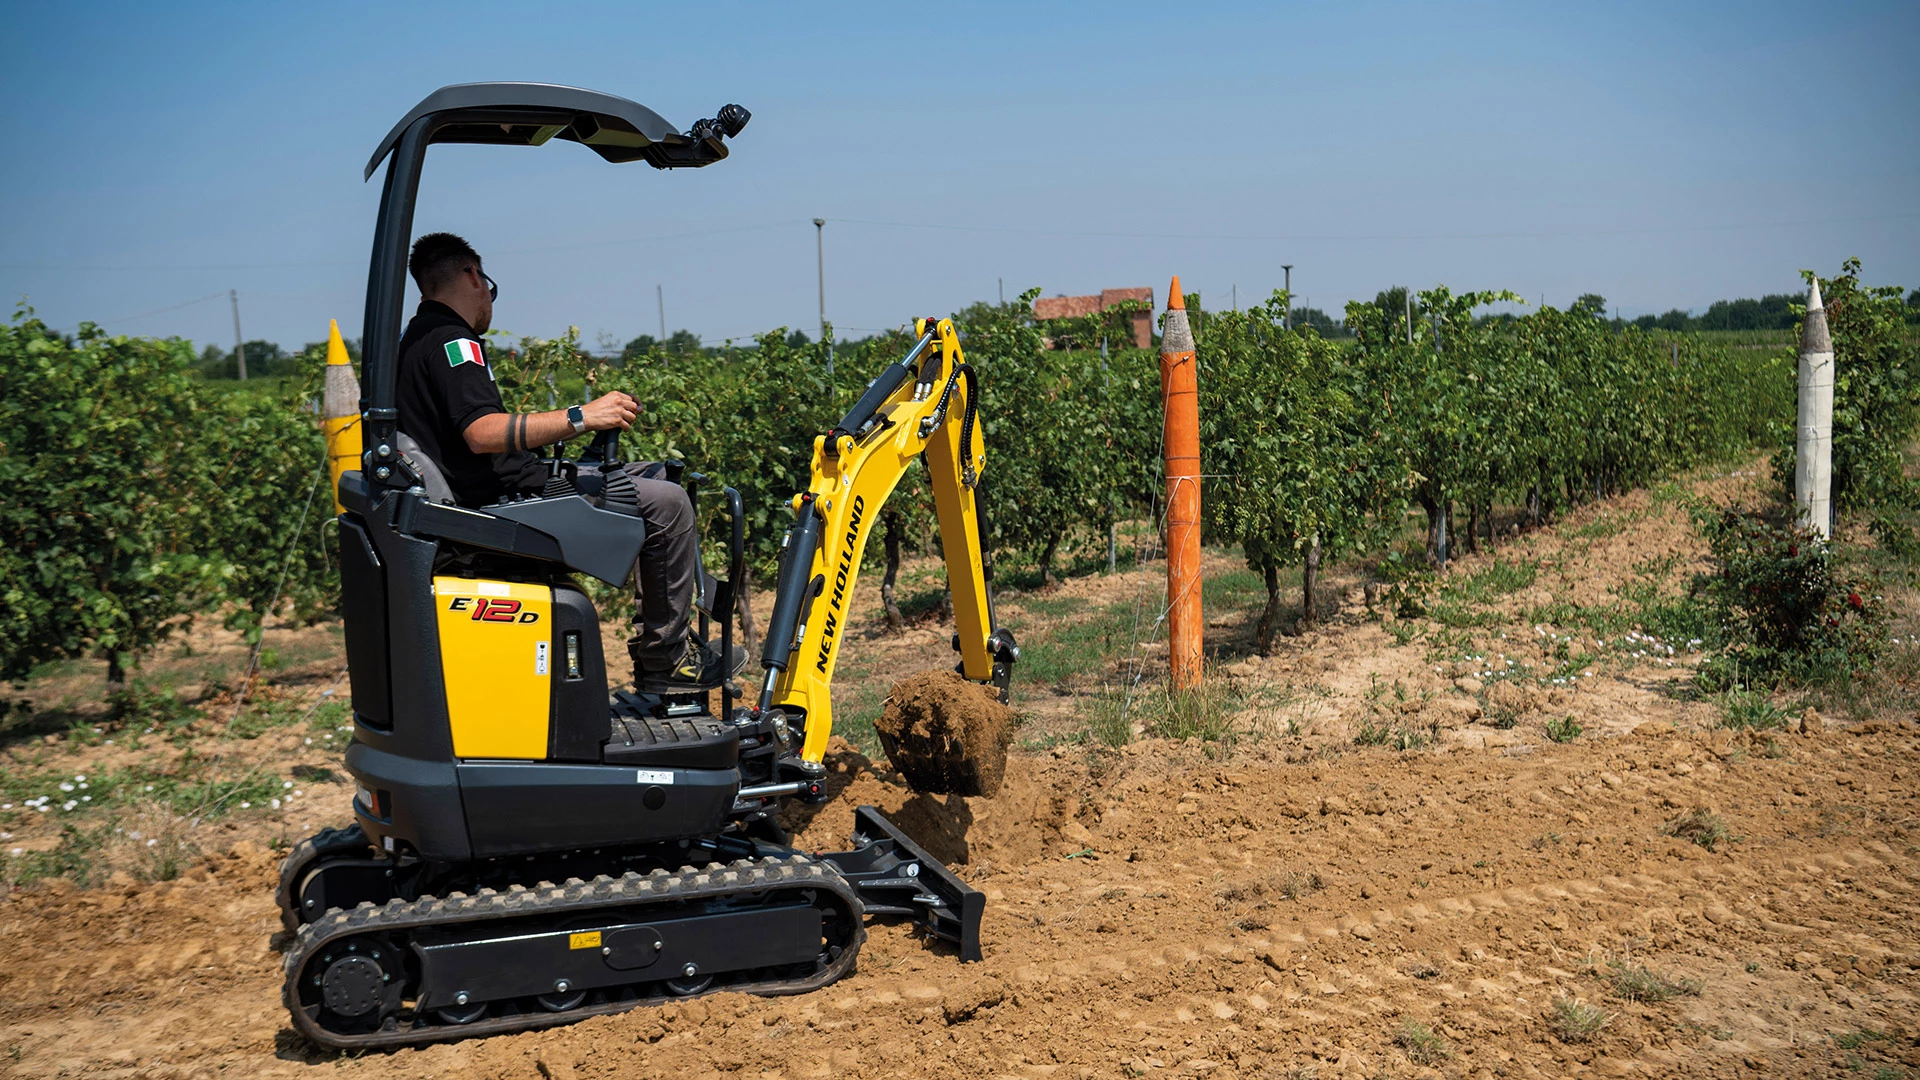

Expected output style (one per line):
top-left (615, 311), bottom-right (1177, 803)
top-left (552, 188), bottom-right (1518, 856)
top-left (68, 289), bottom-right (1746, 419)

top-left (1353, 719), bottom-right (1432, 751)
top-left (1549, 996), bottom-right (1610, 1043)
top-left (1545, 715), bottom-right (1583, 742)
top-left (1393, 1019), bottom-right (1449, 1066)
top-left (1664, 808), bottom-right (1732, 852)
top-left (1714, 687), bottom-right (1791, 731)
top-left (1606, 961), bottom-right (1703, 1003)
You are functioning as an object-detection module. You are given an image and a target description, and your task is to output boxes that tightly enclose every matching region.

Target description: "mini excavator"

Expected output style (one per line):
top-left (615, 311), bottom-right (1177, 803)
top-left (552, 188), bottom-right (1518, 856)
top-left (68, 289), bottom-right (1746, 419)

top-left (275, 83), bottom-right (1019, 1050)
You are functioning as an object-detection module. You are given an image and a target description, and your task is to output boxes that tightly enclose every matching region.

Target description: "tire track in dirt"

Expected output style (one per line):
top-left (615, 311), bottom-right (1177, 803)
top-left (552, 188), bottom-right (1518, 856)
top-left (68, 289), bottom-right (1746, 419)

top-left (4, 721), bottom-right (1917, 1078)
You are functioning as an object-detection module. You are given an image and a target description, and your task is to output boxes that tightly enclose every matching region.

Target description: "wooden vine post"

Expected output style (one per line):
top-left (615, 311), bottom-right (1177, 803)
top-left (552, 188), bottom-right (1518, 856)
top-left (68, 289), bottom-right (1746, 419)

top-left (1795, 279), bottom-right (1834, 539)
top-left (1161, 277), bottom-right (1203, 690)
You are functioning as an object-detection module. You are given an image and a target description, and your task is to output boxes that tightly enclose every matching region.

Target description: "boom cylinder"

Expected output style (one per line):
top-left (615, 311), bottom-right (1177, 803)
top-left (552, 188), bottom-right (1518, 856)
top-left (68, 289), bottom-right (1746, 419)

top-left (758, 496), bottom-right (825, 708)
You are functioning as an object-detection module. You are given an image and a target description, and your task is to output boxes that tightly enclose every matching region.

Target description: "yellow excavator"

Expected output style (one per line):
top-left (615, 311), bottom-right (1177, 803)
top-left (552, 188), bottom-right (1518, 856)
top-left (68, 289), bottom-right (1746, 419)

top-left (274, 82), bottom-right (1018, 1049)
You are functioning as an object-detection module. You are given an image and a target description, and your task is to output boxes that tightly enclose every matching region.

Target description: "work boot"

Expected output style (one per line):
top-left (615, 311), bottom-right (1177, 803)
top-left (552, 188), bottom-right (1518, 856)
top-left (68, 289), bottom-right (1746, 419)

top-left (638, 635), bottom-right (746, 692)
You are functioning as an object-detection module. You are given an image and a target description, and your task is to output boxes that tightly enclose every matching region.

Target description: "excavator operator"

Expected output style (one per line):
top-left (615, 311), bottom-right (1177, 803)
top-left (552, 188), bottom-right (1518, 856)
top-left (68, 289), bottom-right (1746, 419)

top-left (395, 231), bottom-right (738, 691)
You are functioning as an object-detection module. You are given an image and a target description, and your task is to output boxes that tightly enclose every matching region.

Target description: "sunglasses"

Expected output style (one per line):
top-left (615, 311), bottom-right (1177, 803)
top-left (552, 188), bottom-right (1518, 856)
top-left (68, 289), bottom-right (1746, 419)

top-left (471, 266), bottom-right (498, 301)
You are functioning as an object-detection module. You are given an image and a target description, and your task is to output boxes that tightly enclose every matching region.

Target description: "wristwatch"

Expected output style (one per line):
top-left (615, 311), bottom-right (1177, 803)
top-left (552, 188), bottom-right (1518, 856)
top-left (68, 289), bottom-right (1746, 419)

top-left (566, 404), bottom-right (586, 435)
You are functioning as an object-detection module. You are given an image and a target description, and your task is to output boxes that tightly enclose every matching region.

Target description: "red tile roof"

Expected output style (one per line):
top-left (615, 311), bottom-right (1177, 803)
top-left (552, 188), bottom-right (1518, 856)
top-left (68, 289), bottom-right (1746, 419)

top-left (1032, 287), bottom-right (1154, 321)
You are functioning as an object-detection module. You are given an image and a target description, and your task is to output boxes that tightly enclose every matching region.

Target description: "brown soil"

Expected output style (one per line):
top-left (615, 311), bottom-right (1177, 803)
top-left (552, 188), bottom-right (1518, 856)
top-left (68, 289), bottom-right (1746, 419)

top-left (4, 460), bottom-right (1919, 1078)
top-left (873, 670), bottom-right (1016, 796)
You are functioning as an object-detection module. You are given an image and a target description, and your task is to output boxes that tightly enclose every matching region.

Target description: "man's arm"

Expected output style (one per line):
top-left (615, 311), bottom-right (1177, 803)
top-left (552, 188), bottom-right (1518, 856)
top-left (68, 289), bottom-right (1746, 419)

top-left (463, 391), bottom-right (639, 454)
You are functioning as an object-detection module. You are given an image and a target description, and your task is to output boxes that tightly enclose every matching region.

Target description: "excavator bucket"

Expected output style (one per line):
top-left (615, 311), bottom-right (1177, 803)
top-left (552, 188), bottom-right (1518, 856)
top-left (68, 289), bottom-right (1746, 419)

top-left (874, 671), bottom-right (1013, 797)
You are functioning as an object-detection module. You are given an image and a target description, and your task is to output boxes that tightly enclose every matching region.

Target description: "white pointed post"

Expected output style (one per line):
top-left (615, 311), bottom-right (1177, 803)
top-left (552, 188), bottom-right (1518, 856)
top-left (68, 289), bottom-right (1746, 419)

top-left (1795, 279), bottom-right (1834, 539)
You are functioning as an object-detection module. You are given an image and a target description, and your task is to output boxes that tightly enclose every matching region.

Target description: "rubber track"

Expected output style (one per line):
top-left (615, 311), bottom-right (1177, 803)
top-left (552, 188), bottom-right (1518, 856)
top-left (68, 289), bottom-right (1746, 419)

top-left (280, 854), bottom-right (865, 1051)
top-left (274, 824), bottom-right (373, 933)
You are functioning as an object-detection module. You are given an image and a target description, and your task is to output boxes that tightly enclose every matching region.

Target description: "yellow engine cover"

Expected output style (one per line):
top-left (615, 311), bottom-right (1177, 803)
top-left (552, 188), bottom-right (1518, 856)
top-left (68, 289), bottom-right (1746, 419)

top-left (433, 577), bottom-right (552, 759)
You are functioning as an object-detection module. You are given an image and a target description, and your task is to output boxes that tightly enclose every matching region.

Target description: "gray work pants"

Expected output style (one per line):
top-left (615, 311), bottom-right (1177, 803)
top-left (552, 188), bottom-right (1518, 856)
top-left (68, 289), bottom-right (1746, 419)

top-left (575, 460), bottom-right (697, 672)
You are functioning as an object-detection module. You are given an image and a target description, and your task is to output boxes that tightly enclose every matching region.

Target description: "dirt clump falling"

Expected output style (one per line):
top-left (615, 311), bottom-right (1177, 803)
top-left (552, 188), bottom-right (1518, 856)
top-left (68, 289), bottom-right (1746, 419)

top-left (873, 669), bottom-right (1014, 797)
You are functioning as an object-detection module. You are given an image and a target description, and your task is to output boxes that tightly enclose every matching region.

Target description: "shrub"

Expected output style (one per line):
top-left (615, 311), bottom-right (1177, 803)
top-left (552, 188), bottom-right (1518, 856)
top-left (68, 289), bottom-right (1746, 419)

top-left (1692, 508), bottom-right (1886, 688)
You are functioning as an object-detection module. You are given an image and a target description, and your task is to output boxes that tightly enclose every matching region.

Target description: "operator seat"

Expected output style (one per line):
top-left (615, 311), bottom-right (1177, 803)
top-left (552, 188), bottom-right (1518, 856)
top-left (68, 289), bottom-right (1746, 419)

top-left (394, 432), bottom-right (455, 505)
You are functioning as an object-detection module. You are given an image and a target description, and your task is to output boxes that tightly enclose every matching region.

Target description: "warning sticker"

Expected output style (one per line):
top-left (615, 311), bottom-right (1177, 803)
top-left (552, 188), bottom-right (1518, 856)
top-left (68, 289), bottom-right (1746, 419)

top-left (535, 640), bottom-right (550, 676)
top-left (569, 931), bottom-right (602, 951)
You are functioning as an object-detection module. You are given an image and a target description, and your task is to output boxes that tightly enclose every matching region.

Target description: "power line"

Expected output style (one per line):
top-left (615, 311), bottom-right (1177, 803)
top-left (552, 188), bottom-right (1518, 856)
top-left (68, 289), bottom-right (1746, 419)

top-left (1, 221), bottom-right (802, 272)
top-left (824, 210), bottom-right (1920, 243)
top-left (90, 290), bottom-right (228, 325)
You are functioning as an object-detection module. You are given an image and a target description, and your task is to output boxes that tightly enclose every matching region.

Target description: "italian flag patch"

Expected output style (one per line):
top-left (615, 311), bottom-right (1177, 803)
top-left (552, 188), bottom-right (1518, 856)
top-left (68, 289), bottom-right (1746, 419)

top-left (444, 338), bottom-right (485, 368)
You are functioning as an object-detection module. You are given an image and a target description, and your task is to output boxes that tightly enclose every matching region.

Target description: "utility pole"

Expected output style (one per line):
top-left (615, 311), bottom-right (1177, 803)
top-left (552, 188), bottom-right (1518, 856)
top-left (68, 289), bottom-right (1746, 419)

top-left (230, 288), bottom-right (246, 380)
top-left (813, 218), bottom-right (831, 376)
top-left (1405, 286), bottom-right (1413, 346)
top-left (998, 277), bottom-right (1004, 306)
top-left (656, 284), bottom-right (665, 341)
top-left (1231, 284), bottom-right (1237, 312)
top-left (1281, 265), bottom-right (1293, 331)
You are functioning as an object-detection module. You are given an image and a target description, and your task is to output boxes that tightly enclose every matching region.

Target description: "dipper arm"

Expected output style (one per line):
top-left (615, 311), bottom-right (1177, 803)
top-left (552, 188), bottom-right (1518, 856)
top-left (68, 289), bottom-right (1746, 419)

top-left (754, 317), bottom-right (1014, 764)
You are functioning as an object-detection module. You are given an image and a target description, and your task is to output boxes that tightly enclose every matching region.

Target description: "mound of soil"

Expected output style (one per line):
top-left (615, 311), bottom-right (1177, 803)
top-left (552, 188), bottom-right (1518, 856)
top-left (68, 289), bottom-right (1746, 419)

top-left (873, 670), bottom-right (1014, 797)
top-left (784, 739), bottom-right (1073, 867)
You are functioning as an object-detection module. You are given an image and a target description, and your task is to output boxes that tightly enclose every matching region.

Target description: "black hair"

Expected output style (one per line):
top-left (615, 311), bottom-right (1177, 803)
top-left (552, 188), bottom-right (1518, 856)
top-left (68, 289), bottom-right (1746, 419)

top-left (409, 232), bottom-right (482, 296)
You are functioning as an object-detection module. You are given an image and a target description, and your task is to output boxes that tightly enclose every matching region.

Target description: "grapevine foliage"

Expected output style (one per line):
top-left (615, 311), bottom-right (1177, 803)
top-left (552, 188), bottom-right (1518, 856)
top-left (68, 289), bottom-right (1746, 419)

top-left (3, 260), bottom-right (1897, 684)
top-left (0, 309), bottom-right (331, 683)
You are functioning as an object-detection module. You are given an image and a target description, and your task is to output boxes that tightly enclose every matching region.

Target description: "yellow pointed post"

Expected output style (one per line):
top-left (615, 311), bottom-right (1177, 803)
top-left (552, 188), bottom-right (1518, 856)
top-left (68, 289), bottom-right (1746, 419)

top-left (321, 320), bottom-right (361, 515)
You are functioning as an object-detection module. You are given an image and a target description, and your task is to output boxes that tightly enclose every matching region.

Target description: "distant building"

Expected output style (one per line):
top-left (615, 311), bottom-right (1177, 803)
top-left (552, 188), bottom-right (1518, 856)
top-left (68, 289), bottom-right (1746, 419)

top-left (1032, 287), bottom-right (1155, 350)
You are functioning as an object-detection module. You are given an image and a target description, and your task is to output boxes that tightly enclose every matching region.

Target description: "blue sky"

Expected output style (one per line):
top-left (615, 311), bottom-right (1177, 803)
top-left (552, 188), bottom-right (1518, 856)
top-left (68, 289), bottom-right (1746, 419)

top-left (2, 1), bottom-right (1915, 353)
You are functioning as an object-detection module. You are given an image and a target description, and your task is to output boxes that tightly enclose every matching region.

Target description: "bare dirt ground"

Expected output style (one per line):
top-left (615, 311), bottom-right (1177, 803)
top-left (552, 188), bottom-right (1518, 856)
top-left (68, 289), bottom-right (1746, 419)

top-left (3, 461), bottom-right (1917, 1079)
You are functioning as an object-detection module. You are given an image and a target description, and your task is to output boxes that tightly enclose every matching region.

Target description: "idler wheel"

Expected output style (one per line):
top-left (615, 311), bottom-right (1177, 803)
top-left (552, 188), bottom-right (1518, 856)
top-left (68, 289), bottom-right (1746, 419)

top-left (320, 955), bottom-right (387, 1018)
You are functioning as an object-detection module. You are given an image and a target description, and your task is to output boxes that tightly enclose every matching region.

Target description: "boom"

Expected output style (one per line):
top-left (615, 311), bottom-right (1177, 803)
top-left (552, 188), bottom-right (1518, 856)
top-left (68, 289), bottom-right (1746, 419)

top-left (755, 317), bottom-right (1017, 762)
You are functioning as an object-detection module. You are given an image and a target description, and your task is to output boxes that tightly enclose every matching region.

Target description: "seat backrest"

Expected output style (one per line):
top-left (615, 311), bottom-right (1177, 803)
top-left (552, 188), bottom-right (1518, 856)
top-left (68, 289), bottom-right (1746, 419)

top-left (395, 432), bottom-right (456, 505)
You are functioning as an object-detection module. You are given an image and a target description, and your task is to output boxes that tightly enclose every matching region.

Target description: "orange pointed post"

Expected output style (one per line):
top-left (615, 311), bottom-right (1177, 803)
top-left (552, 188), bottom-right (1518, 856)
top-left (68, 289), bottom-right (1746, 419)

top-left (321, 319), bottom-right (361, 515)
top-left (1160, 277), bottom-right (1203, 690)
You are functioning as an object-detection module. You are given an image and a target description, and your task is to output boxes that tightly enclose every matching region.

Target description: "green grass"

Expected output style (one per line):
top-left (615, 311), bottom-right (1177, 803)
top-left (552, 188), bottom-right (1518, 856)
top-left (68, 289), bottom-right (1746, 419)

top-left (1545, 715), bottom-right (1583, 742)
top-left (1570, 513), bottom-right (1631, 540)
top-left (1201, 567), bottom-right (1268, 612)
top-left (1016, 594), bottom-right (1089, 619)
top-left (1082, 691), bottom-right (1139, 748)
top-left (1091, 682), bottom-right (1244, 747)
top-left (1352, 719), bottom-right (1432, 751)
top-left (1017, 597), bottom-right (1151, 686)
top-left (1446, 558), bottom-right (1539, 603)
top-left (1714, 687), bottom-right (1792, 731)
top-left (1832, 1029), bottom-right (1891, 1051)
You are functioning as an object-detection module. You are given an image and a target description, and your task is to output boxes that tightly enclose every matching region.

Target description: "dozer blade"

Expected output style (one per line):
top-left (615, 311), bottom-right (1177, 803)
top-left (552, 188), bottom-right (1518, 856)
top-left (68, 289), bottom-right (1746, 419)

top-left (820, 805), bottom-right (984, 961)
top-left (874, 670), bottom-right (1013, 797)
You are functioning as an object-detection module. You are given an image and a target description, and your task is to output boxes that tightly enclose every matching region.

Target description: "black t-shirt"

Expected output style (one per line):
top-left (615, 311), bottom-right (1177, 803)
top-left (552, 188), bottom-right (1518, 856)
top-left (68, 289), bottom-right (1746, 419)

top-left (394, 300), bottom-right (544, 507)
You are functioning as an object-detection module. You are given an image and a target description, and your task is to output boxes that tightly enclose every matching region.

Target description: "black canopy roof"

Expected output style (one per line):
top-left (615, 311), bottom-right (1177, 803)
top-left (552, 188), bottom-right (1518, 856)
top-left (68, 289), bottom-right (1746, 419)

top-left (364, 82), bottom-right (729, 180)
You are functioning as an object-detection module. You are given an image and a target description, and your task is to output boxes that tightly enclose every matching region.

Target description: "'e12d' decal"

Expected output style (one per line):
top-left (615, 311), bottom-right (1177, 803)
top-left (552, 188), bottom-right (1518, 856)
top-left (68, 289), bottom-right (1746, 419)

top-left (446, 596), bottom-right (541, 624)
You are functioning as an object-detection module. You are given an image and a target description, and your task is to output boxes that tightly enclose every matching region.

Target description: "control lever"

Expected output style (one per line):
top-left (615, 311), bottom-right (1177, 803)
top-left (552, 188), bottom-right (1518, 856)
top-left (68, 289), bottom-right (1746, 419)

top-left (584, 427), bottom-right (621, 466)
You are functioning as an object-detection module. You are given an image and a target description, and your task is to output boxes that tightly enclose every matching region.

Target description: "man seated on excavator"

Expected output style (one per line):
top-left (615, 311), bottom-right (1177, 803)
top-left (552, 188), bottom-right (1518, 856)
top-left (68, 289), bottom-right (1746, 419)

top-left (395, 231), bottom-right (741, 691)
